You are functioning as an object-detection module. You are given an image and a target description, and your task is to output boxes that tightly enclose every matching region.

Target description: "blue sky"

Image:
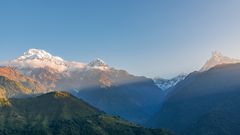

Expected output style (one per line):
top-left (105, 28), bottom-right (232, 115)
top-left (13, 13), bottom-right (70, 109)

top-left (0, 0), bottom-right (240, 78)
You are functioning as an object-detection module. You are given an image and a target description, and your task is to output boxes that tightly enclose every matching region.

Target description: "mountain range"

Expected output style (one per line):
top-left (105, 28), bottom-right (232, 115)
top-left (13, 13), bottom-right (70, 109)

top-left (1, 49), bottom-right (164, 124)
top-left (1, 49), bottom-right (240, 135)
top-left (146, 53), bottom-right (240, 135)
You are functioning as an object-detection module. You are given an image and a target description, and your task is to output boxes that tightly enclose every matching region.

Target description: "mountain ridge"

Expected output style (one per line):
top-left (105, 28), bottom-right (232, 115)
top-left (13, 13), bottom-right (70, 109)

top-left (0, 91), bottom-right (173, 135)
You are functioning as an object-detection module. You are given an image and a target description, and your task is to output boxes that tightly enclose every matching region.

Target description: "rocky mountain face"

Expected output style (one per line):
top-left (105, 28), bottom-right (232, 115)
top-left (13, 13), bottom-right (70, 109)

top-left (0, 91), bottom-right (173, 135)
top-left (0, 67), bottom-right (46, 98)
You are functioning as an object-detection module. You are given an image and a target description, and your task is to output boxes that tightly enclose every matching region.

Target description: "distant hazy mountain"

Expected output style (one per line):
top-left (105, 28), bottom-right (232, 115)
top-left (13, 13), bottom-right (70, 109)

top-left (147, 63), bottom-right (240, 135)
top-left (201, 51), bottom-right (240, 71)
top-left (154, 74), bottom-right (187, 91)
top-left (0, 91), bottom-right (172, 135)
top-left (154, 51), bottom-right (240, 91)
top-left (1, 49), bottom-right (164, 124)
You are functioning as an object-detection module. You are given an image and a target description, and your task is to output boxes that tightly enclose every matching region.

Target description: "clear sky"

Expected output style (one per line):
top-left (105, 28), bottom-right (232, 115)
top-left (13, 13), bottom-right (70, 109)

top-left (0, 0), bottom-right (240, 78)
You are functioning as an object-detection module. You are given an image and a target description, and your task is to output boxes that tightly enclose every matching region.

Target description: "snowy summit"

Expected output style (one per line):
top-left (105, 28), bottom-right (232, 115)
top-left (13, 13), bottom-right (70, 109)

top-left (88, 58), bottom-right (108, 67)
top-left (201, 51), bottom-right (240, 71)
top-left (17, 49), bottom-right (65, 63)
top-left (6, 49), bottom-right (109, 72)
top-left (154, 74), bottom-right (187, 91)
top-left (12, 49), bottom-right (68, 72)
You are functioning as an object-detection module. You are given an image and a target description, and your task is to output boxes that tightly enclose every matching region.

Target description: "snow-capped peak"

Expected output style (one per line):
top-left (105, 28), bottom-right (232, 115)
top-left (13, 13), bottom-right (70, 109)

top-left (17, 49), bottom-right (64, 62)
top-left (88, 58), bottom-right (108, 67)
top-left (201, 51), bottom-right (240, 71)
top-left (3, 49), bottom-right (112, 72)
top-left (211, 51), bottom-right (223, 58)
top-left (87, 58), bottom-right (109, 70)
top-left (10, 49), bottom-right (68, 72)
top-left (154, 73), bottom-right (187, 91)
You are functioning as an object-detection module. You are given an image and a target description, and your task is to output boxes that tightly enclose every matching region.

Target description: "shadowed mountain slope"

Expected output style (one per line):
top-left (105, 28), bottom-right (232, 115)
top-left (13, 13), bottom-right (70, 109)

top-left (147, 63), bottom-right (240, 135)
